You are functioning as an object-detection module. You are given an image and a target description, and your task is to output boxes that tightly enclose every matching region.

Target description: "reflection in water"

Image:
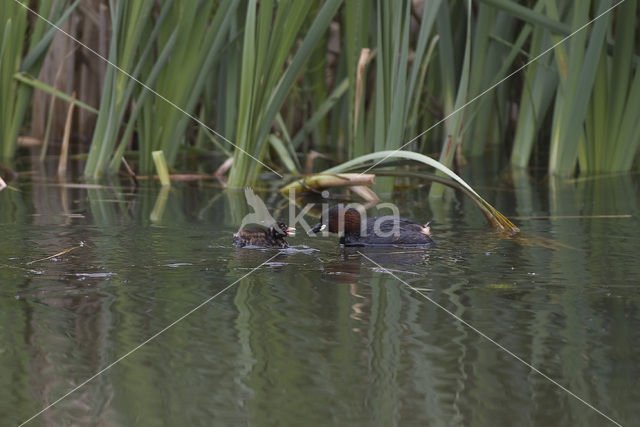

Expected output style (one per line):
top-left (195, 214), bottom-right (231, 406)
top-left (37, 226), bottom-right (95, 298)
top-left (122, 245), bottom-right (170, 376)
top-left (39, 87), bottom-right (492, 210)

top-left (0, 165), bottom-right (639, 425)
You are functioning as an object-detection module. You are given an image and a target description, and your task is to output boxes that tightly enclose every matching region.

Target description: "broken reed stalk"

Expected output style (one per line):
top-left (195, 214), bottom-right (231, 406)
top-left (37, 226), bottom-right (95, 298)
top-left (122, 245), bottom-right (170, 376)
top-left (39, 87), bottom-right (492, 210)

top-left (280, 173), bottom-right (375, 194)
top-left (152, 150), bottom-right (171, 187)
top-left (348, 185), bottom-right (380, 203)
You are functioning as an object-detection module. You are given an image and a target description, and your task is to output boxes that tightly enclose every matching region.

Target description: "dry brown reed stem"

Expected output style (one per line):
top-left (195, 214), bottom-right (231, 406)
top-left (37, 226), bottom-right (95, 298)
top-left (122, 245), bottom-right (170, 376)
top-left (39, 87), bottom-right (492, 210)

top-left (215, 157), bottom-right (234, 177)
top-left (304, 150), bottom-right (330, 174)
top-left (17, 137), bottom-right (42, 147)
top-left (27, 241), bottom-right (85, 265)
top-left (136, 174), bottom-right (213, 182)
top-left (40, 89), bottom-right (57, 160)
top-left (42, 46), bottom-right (78, 162)
top-left (214, 157), bottom-right (234, 186)
top-left (57, 91), bottom-right (76, 177)
top-left (121, 157), bottom-right (138, 185)
top-left (354, 48), bottom-right (371, 135)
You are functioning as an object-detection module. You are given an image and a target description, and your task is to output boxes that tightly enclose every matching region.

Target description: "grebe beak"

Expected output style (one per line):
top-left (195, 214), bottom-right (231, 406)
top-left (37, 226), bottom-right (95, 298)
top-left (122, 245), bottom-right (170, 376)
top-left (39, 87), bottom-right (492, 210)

top-left (421, 221), bottom-right (431, 236)
top-left (285, 226), bottom-right (296, 236)
top-left (309, 223), bottom-right (326, 234)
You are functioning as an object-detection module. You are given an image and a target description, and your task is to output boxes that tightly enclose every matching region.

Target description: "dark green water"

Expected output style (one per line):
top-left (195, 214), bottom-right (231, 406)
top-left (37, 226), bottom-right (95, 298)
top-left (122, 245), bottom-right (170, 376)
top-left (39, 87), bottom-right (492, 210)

top-left (1, 167), bottom-right (639, 426)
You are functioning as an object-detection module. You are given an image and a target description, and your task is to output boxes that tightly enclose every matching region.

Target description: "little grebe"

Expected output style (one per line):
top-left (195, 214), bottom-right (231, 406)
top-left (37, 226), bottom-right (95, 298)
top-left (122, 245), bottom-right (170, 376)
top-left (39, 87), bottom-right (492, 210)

top-left (310, 205), bottom-right (433, 246)
top-left (233, 222), bottom-right (296, 248)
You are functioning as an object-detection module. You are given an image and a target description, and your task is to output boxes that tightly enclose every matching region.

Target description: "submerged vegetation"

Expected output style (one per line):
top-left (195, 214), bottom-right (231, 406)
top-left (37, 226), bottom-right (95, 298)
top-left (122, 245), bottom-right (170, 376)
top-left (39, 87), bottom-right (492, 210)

top-left (1, 0), bottom-right (639, 188)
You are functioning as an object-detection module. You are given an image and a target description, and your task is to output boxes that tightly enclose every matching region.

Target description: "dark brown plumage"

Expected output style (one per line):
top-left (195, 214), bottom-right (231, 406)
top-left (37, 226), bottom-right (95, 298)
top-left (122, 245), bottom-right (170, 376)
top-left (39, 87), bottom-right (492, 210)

top-left (311, 205), bottom-right (433, 246)
top-left (233, 222), bottom-right (296, 248)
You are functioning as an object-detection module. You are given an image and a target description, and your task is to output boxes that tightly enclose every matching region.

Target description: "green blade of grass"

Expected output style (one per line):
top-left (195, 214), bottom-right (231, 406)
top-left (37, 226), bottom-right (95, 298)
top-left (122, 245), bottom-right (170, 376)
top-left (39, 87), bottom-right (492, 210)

top-left (479, 0), bottom-right (569, 35)
top-left (291, 77), bottom-right (349, 149)
top-left (268, 135), bottom-right (299, 174)
top-left (13, 72), bottom-right (98, 114)
top-left (549, 0), bottom-right (611, 176)
top-left (292, 149), bottom-right (519, 234)
top-left (430, 0), bottom-right (472, 197)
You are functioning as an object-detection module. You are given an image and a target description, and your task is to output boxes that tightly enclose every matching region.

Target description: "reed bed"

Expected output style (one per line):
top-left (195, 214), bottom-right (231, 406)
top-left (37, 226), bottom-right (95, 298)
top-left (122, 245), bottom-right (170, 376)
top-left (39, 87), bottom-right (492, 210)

top-left (1, 0), bottom-right (639, 185)
top-left (0, 0), bottom-right (75, 161)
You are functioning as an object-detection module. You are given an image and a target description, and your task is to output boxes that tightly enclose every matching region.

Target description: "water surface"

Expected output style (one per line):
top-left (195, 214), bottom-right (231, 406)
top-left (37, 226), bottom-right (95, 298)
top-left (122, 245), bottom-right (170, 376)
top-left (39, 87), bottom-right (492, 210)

top-left (1, 167), bottom-right (639, 426)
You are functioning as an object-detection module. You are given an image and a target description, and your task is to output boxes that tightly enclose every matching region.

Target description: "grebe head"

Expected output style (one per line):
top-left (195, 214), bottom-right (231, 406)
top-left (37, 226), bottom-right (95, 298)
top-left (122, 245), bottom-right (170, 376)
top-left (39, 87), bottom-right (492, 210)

top-left (310, 205), bottom-right (363, 236)
top-left (272, 222), bottom-right (296, 238)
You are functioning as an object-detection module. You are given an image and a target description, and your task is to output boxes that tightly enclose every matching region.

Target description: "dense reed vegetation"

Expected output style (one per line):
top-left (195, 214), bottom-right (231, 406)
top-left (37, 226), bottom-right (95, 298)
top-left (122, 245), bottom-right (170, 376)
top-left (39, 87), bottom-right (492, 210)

top-left (0, 0), bottom-right (75, 161)
top-left (84, 0), bottom-right (239, 178)
top-left (2, 0), bottom-right (639, 184)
